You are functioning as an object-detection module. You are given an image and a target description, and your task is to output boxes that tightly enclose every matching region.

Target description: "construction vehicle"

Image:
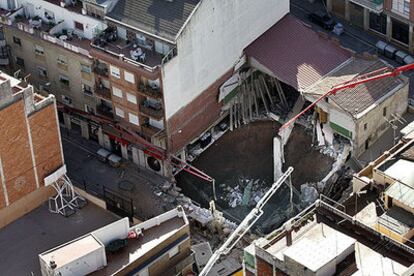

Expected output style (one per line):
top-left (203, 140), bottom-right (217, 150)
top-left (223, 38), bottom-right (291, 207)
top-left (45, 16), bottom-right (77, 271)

top-left (199, 167), bottom-right (294, 276)
top-left (279, 62), bottom-right (414, 132)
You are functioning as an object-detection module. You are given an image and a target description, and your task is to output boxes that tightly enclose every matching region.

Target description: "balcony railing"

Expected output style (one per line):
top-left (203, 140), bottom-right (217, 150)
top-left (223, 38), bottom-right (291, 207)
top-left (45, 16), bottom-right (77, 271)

top-left (96, 104), bottom-right (113, 118)
top-left (141, 123), bottom-right (162, 137)
top-left (94, 63), bottom-right (109, 77)
top-left (94, 85), bottom-right (111, 100)
top-left (138, 83), bottom-right (162, 99)
top-left (140, 103), bottom-right (164, 120)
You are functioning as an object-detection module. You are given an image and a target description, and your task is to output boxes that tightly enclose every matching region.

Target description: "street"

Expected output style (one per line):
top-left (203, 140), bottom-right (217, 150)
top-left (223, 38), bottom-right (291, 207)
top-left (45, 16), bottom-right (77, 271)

top-left (61, 128), bottom-right (174, 220)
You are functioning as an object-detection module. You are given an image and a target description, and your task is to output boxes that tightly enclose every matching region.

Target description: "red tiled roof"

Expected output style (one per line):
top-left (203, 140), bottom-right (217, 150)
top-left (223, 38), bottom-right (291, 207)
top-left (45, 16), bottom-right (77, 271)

top-left (245, 14), bottom-right (351, 91)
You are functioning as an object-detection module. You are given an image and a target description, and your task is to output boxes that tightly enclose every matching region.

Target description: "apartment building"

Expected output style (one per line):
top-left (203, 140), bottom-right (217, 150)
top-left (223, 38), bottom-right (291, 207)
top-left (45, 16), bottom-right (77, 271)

top-left (328, 0), bottom-right (414, 53)
top-left (0, 71), bottom-right (64, 228)
top-left (353, 137), bottom-right (414, 243)
top-left (0, 0), bottom-right (290, 177)
top-left (39, 207), bottom-right (194, 276)
top-left (0, 0), bottom-right (106, 131)
top-left (244, 198), bottom-right (414, 275)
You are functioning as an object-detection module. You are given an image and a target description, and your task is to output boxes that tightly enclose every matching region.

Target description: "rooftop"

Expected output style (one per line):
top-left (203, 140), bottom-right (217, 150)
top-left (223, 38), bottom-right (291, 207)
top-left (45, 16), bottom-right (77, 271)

top-left (378, 206), bottom-right (414, 236)
top-left (106, 0), bottom-right (201, 42)
top-left (382, 158), bottom-right (414, 187)
top-left (0, 203), bottom-right (118, 276)
top-left (40, 207), bottom-right (189, 275)
top-left (305, 58), bottom-right (405, 117)
top-left (92, 30), bottom-right (163, 69)
top-left (245, 14), bottom-right (351, 91)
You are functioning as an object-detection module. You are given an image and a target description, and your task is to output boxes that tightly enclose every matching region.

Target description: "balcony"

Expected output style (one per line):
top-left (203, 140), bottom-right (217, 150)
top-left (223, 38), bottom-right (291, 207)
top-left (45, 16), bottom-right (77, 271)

top-left (140, 101), bottom-right (164, 120)
top-left (349, 0), bottom-right (383, 12)
top-left (138, 82), bottom-right (162, 99)
top-left (94, 62), bottom-right (109, 77)
top-left (94, 85), bottom-right (111, 101)
top-left (96, 103), bottom-right (113, 119)
top-left (141, 123), bottom-right (162, 137)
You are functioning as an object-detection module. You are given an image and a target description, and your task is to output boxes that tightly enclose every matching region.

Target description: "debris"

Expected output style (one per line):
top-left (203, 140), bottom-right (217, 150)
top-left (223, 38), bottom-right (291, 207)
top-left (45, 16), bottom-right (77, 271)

top-left (300, 183), bottom-right (319, 207)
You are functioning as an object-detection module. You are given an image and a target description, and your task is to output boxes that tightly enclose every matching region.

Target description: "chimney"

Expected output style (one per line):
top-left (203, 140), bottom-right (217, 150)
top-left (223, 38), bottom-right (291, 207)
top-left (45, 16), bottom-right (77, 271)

top-left (284, 219), bottom-right (293, 246)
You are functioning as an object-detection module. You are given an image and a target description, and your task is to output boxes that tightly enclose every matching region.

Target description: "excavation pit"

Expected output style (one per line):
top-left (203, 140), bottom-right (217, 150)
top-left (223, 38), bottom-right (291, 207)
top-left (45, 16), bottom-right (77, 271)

top-left (176, 121), bottom-right (333, 233)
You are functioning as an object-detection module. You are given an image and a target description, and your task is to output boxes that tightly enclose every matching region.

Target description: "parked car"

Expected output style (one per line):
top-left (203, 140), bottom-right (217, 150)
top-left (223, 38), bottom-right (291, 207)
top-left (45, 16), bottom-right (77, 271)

top-left (309, 12), bottom-right (335, 30)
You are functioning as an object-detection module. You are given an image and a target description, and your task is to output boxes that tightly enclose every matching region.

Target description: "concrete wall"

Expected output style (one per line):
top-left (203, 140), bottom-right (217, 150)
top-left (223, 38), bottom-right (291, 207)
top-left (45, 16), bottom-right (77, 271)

top-left (162, 0), bottom-right (289, 119)
top-left (119, 224), bottom-right (191, 275)
top-left (354, 83), bottom-right (408, 156)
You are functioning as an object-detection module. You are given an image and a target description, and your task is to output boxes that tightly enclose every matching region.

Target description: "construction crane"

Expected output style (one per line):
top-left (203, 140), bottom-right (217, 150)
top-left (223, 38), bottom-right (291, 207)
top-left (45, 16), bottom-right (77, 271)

top-left (58, 105), bottom-right (215, 192)
top-left (279, 62), bottom-right (414, 132)
top-left (199, 167), bottom-right (294, 276)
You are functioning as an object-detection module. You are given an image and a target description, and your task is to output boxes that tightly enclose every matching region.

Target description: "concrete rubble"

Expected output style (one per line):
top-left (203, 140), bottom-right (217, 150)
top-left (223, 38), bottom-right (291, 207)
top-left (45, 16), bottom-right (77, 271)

top-left (220, 178), bottom-right (267, 209)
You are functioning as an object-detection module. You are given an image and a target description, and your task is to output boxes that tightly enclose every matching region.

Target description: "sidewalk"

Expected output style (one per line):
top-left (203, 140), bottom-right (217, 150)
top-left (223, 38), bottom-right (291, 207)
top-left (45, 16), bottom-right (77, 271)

top-left (61, 128), bottom-right (174, 220)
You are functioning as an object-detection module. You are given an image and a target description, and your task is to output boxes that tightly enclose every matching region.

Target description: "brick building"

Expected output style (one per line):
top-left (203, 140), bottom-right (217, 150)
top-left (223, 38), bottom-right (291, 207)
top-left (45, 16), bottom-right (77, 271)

top-left (327, 0), bottom-right (414, 53)
top-left (0, 71), bottom-right (64, 228)
top-left (0, 0), bottom-right (290, 177)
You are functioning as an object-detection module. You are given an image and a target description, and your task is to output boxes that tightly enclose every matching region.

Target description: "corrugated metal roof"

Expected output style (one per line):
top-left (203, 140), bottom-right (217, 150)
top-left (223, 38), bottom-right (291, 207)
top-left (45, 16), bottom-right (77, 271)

top-left (385, 182), bottom-right (414, 210)
top-left (245, 14), bottom-right (351, 91)
top-left (107, 0), bottom-right (200, 41)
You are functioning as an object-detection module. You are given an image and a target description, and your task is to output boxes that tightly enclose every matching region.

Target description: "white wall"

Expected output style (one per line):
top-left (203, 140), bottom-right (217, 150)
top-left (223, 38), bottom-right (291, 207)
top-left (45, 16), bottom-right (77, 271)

top-left (17, 0), bottom-right (106, 39)
top-left (161, 0), bottom-right (289, 119)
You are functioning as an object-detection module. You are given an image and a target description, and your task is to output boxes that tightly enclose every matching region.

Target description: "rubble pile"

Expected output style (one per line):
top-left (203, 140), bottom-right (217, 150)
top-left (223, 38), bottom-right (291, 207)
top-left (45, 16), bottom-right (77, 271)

top-left (219, 178), bottom-right (267, 209)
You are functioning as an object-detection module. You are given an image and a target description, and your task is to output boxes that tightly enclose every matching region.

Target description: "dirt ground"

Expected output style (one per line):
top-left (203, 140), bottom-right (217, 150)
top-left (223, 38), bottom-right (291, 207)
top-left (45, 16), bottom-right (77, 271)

top-left (284, 125), bottom-right (334, 187)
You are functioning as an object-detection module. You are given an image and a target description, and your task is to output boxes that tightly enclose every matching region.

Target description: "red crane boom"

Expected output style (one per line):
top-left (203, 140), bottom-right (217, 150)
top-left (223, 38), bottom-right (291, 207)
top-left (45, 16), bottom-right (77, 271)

top-left (279, 62), bottom-right (414, 132)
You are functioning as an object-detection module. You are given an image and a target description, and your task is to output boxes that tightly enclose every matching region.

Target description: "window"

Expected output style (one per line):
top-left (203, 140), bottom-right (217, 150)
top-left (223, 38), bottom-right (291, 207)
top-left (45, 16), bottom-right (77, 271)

top-left (74, 21), bottom-right (84, 31)
top-left (392, 0), bottom-right (410, 16)
top-left (110, 65), bottom-right (120, 78)
top-left (34, 45), bottom-right (44, 55)
top-left (82, 84), bottom-right (93, 96)
top-left (364, 123), bottom-right (368, 131)
top-left (383, 107), bottom-right (387, 117)
top-left (115, 107), bottom-right (125, 118)
top-left (59, 75), bottom-right (70, 86)
top-left (392, 18), bottom-right (409, 44)
top-left (80, 64), bottom-right (91, 74)
top-left (126, 93), bottom-right (137, 104)
top-left (128, 113), bottom-right (139, 125)
top-left (37, 66), bottom-right (47, 78)
top-left (85, 104), bottom-right (94, 114)
top-left (369, 12), bottom-right (387, 35)
top-left (124, 71), bottom-right (135, 83)
top-left (112, 86), bottom-right (123, 98)
top-left (61, 95), bottom-right (72, 105)
top-left (168, 246), bottom-right (179, 258)
top-left (13, 36), bottom-right (21, 46)
top-left (15, 57), bottom-right (24, 68)
top-left (57, 55), bottom-right (68, 66)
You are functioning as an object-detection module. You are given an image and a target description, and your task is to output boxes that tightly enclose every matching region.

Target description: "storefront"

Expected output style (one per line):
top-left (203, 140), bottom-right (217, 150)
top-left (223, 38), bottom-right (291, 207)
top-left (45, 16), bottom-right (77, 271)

top-left (392, 18), bottom-right (409, 45)
top-left (349, 2), bottom-right (364, 28)
top-left (369, 12), bottom-right (387, 35)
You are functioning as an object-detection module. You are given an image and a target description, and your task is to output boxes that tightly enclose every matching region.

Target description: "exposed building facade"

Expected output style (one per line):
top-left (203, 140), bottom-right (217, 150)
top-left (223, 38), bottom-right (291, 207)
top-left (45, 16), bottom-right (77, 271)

top-left (39, 206), bottom-right (194, 276)
top-left (327, 0), bottom-right (414, 53)
top-left (304, 57), bottom-right (409, 157)
top-left (0, 70), bottom-right (64, 228)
